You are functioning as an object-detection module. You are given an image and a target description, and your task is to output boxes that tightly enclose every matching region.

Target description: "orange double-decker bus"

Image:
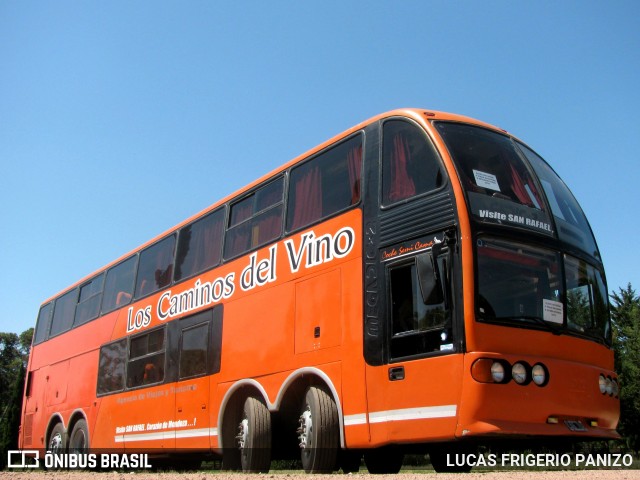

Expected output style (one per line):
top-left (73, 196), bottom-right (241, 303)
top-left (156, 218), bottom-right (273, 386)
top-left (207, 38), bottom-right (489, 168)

top-left (20, 109), bottom-right (619, 473)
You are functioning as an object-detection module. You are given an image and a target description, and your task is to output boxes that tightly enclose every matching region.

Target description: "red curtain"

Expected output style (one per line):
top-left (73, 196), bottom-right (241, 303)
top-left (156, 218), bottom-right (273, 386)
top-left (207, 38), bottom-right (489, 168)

top-left (387, 134), bottom-right (416, 202)
top-left (347, 144), bottom-right (362, 203)
top-left (290, 166), bottom-right (322, 230)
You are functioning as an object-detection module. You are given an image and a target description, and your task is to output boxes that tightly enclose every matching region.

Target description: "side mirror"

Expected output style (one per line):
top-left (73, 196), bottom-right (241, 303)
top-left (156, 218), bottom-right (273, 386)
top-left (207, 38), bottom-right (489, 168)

top-left (416, 244), bottom-right (445, 306)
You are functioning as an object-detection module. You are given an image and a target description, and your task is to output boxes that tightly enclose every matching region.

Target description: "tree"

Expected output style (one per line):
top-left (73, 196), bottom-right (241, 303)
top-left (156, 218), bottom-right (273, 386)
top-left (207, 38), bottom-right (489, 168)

top-left (610, 284), bottom-right (640, 455)
top-left (0, 328), bottom-right (32, 467)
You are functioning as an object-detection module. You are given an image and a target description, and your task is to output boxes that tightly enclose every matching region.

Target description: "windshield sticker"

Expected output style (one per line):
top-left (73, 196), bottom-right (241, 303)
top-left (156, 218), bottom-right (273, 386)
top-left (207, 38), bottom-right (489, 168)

top-left (473, 170), bottom-right (501, 191)
top-left (543, 299), bottom-right (563, 324)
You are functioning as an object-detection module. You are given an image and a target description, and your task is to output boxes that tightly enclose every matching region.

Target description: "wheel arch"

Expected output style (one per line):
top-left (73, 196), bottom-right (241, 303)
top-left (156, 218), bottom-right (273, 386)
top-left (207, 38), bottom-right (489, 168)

top-left (67, 409), bottom-right (89, 447)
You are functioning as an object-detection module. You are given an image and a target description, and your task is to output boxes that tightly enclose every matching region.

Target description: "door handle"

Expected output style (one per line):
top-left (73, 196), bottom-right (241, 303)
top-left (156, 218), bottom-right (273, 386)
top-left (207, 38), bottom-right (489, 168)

top-left (388, 366), bottom-right (405, 381)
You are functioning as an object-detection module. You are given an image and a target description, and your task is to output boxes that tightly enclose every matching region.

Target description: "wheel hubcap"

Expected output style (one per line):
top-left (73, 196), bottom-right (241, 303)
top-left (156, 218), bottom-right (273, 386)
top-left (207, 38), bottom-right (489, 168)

top-left (49, 432), bottom-right (63, 452)
top-left (236, 418), bottom-right (249, 450)
top-left (297, 407), bottom-right (313, 449)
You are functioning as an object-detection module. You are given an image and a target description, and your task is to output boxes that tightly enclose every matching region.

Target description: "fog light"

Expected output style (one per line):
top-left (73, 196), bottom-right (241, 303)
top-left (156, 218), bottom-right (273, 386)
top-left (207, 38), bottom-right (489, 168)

top-left (599, 374), bottom-right (607, 394)
top-left (512, 362), bottom-right (529, 385)
top-left (491, 362), bottom-right (506, 383)
top-left (532, 363), bottom-right (548, 387)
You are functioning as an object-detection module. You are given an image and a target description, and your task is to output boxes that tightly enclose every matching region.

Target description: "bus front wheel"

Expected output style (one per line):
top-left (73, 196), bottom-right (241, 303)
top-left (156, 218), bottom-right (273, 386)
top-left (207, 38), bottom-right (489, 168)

top-left (298, 386), bottom-right (338, 473)
top-left (48, 423), bottom-right (66, 453)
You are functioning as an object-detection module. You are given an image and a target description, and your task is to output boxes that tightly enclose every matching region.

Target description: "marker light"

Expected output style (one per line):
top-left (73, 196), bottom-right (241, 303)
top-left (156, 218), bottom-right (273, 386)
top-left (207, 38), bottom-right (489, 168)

top-left (532, 363), bottom-right (548, 386)
top-left (512, 362), bottom-right (529, 385)
top-left (491, 362), bottom-right (505, 383)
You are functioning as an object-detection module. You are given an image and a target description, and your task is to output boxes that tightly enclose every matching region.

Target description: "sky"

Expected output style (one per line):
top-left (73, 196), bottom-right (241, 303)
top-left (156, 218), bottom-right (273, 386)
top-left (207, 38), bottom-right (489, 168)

top-left (1, 1), bottom-right (639, 335)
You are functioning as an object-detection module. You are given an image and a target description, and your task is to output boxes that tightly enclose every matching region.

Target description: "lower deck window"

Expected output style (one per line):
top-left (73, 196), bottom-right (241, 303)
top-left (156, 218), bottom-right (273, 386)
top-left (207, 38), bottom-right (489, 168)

top-left (389, 261), bottom-right (450, 359)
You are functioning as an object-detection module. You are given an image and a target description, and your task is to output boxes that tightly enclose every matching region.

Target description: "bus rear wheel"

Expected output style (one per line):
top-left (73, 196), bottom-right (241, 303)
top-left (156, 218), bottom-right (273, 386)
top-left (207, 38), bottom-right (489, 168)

top-left (237, 396), bottom-right (271, 473)
top-left (364, 446), bottom-right (404, 474)
top-left (69, 419), bottom-right (89, 452)
top-left (297, 386), bottom-right (338, 473)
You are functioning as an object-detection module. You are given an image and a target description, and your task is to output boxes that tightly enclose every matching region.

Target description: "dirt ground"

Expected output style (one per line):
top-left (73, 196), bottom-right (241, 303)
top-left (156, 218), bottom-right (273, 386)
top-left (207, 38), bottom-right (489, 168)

top-left (2, 471), bottom-right (640, 480)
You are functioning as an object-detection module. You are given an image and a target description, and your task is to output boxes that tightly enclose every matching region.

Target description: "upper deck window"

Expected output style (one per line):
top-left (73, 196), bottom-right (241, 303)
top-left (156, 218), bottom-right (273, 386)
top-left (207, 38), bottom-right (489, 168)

top-left (49, 289), bottom-right (77, 337)
top-left (382, 120), bottom-right (444, 206)
top-left (287, 134), bottom-right (362, 232)
top-left (102, 256), bottom-right (137, 314)
top-left (225, 178), bottom-right (284, 259)
top-left (135, 235), bottom-right (176, 299)
top-left (175, 208), bottom-right (225, 281)
top-left (435, 122), bottom-right (553, 235)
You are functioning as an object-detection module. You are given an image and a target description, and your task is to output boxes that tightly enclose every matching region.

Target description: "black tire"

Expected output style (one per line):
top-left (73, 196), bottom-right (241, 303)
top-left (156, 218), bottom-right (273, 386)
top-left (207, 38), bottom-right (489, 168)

top-left (339, 449), bottom-right (361, 473)
top-left (238, 396), bottom-right (272, 473)
top-left (48, 423), bottom-right (66, 453)
top-left (298, 386), bottom-right (339, 473)
top-left (68, 419), bottom-right (89, 453)
top-left (364, 446), bottom-right (404, 474)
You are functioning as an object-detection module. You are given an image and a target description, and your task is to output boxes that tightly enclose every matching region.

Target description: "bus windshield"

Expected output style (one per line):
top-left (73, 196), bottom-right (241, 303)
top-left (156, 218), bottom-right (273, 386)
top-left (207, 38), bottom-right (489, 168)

top-left (477, 237), bottom-right (610, 345)
top-left (435, 122), bottom-right (554, 236)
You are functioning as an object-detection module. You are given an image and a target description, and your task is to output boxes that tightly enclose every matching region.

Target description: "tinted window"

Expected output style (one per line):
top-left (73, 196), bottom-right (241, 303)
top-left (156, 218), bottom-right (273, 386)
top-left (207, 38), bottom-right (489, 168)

top-left (49, 289), bottom-right (77, 337)
top-left (565, 255), bottom-right (610, 344)
top-left (102, 256), bottom-right (137, 313)
top-left (382, 121), bottom-right (443, 205)
top-left (74, 273), bottom-right (105, 325)
top-left (287, 135), bottom-right (362, 232)
top-left (175, 209), bottom-right (225, 281)
top-left (34, 303), bottom-right (53, 344)
top-left (225, 178), bottom-right (284, 259)
top-left (97, 339), bottom-right (127, 395)
top-left (389, 259), bottom-right (450, 359)
top-left (518, 143), bottom-right (600, 259)
top-left (135, 235), bottom-right (176, 299)
top-left (127, 327), bottom-right (166, 388)
top-left (180, 323), bottom-right (209, 379)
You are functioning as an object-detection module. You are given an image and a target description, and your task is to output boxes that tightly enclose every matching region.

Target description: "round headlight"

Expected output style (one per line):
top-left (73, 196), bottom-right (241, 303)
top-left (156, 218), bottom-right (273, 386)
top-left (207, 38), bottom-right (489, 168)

top-left (605, 376), bottom-right (613, 396)
top-left (491, 362), bottom-right (505, 383)
top-left (532, 363), bottom-right (548, 386)
top-left (512, 362), bottom-right (528, 385)
top-left (599, 374), bottom-right (607, 394)
top-left (612, 378), bottom-right (619, 397)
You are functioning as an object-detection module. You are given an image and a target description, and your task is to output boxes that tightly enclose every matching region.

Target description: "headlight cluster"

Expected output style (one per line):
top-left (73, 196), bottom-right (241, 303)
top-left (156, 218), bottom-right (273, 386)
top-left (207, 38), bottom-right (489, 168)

top-left (471, 358), bottom-right (549, 386)
top-left (598, 374), bottom-right (619, 397)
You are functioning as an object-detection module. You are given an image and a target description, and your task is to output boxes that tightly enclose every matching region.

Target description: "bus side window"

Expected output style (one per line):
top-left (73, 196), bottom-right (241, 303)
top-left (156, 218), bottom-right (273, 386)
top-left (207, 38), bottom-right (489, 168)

top-left (382, 120), bottom-right (444, 206)
top-left (49, 289), bottom-right (78, 338)
top-left (33, 303), bottom-right (53, 344)
top-left (179, 322), bottom-right (209, 379)
top-left (135, 235), bottom-right (176, 299)
top-left (287, 134), bottom-right (362, 232)
top-left (97, 339), bottom-right (127, 395)
top-left (127, 327), bottom-right (166, 388)
top-left (225, 178), bottom-right (284, 259)
top-left (102, 256), bottom-right (137, 314)
top-left (174, 208), bottom-right (225, 282)
top-left (74, 273), bottom-right (105, 326)
top-left (388, 257), bottom-right (450, 360)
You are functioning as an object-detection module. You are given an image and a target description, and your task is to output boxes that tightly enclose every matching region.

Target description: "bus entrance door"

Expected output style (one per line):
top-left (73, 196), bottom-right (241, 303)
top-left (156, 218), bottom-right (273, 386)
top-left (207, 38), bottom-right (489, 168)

top-left (366, 247), bottom-right (463, 445)
top-left (173, 311), bottom-right (214, 450)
